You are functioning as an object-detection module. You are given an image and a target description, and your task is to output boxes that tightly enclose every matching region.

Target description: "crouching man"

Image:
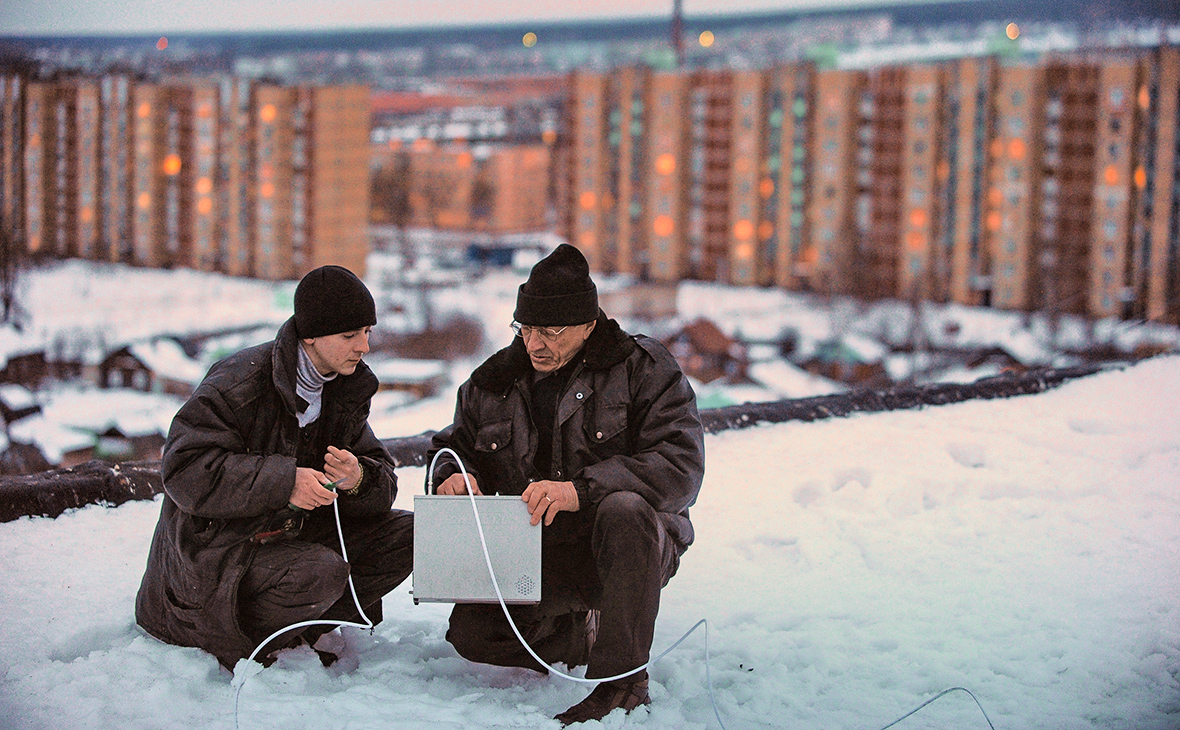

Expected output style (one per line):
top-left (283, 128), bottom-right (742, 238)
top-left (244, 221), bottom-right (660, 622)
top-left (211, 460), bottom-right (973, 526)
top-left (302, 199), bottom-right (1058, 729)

top-left (136, 265), bottom-right (413, 670)
top-left (428, 244), bottom-right (705, 725)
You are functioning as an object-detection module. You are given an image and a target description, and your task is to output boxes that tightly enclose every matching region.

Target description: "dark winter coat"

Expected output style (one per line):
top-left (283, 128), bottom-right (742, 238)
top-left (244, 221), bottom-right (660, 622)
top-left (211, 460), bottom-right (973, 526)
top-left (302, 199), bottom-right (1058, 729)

top-left (428, 313), bottom-right (704, 552)
top-left (135, 318), bottom-right (397, 668)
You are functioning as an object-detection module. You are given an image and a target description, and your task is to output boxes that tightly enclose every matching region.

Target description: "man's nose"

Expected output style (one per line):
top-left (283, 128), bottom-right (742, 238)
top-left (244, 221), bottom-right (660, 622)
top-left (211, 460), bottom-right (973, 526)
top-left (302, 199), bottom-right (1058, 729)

top-left (523, 332), bottom-right (547, 351)
top-left (357, 333), bottom-right (370, 353)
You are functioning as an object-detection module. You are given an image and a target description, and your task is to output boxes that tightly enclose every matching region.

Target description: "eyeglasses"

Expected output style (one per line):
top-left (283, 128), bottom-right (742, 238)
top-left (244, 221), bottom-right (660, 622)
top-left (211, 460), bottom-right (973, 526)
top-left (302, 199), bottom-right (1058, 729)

top-left (511, 321), bottom-right (569, 342)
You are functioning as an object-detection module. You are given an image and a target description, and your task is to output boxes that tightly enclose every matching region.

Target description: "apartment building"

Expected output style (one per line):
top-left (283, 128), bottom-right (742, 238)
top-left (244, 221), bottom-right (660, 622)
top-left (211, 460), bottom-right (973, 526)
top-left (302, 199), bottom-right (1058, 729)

top-left (381, 140), bottom-right (550, 235)
top-left (557, 45), bottom-right (1180, 323)
top-left (5, 70), bottom-right (371, 281)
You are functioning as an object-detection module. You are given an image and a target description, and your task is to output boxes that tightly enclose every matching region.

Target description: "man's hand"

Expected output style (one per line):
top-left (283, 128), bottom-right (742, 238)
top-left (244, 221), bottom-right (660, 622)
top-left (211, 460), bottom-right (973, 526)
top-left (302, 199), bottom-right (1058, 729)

top-left (436, 472), bottom-right (482, 496)
top-left (290, 467), bottom-right (339, 510)
top-left (522, 480), bottom-right (579, 526)
top-left (324, 445), bottom-right (363, 492)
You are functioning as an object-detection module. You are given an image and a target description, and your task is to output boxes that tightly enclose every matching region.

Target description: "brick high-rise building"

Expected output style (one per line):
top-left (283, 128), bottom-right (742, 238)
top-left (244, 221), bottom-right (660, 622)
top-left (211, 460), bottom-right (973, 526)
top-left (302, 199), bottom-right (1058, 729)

top-left (557, 45), bottom-right (1180, 324)
top-left (1, 72), bottom-right (25, 253)
top-left (4, 71), bottom-right (371, 282)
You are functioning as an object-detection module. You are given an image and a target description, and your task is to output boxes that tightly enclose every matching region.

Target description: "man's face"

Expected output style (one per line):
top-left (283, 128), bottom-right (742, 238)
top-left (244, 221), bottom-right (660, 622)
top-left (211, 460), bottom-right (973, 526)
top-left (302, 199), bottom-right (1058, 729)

top-left (302, 326), bottom-right (371, 376)
top-left (522, 321), bottom-right (596, 373)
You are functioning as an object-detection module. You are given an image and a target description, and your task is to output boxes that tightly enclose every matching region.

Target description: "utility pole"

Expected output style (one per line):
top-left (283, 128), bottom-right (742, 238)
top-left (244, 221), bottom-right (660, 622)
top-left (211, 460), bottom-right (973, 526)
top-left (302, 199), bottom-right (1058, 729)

top-left (671, 0), bottom-right (685, 69)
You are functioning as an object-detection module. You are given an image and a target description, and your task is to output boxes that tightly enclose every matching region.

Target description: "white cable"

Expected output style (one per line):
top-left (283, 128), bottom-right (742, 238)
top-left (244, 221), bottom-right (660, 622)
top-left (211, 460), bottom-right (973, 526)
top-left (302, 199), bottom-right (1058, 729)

top-left (430, 447), bottom-right (730, 729)
top-left (431, 448), bottom-right (1001, 730)
top-left (234, 492), bottom-right (375, 729)
top-left (236, 451), bottom-right (1001, 730)
top-left (242, 495), bottom-right (375, 665)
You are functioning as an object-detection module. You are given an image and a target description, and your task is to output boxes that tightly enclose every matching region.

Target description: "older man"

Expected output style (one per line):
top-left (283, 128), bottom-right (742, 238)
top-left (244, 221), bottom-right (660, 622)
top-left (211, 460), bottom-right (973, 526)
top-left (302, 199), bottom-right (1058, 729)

top-left (137, 265), bottom-right (413, 670)
top-left (428, 244), bottom-right (705, 725)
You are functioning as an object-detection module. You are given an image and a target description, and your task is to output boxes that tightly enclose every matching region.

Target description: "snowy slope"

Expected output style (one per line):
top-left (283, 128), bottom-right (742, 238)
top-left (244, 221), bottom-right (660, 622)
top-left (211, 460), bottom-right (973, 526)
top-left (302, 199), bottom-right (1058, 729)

top-left (0, 356), bottom-right (1177, 730)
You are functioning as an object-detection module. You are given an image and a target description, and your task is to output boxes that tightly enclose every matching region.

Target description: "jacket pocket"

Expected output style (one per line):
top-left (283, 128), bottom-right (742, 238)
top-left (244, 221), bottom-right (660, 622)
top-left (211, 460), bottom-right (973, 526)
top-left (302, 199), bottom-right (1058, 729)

top-left (474, 419), bottom-right (513, 454)
top-left (473, 419), bottom-right (517, 493)
top-left (585, 404), bottom-right (628, 454)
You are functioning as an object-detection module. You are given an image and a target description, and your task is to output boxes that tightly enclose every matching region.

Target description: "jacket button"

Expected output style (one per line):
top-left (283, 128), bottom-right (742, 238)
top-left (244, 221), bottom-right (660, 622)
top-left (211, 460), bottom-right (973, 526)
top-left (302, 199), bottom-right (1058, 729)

top-left (490, 443), bottom-right (498, 450)
top-left (555, 470), bottom-right (562, 477)
top-left (596, 431), bottom-right (603, 439)
top-left (576, 392), bottom-right (584, 400)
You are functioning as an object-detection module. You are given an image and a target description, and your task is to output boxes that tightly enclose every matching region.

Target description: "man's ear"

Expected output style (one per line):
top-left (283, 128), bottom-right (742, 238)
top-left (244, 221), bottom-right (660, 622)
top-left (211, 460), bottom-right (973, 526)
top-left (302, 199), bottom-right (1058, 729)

top-left (583, 320), bottom-right (597, 338)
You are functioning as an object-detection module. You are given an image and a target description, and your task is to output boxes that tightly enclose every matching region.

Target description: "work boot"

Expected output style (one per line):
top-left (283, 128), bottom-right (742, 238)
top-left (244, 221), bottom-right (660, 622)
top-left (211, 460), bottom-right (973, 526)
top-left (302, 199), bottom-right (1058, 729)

top-left (554, 671), bottom-right (650, 726)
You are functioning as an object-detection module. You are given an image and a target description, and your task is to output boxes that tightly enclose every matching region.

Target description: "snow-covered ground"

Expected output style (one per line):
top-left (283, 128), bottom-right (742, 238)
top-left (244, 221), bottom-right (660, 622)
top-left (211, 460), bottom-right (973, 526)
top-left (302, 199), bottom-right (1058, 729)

top-left (1, 355), bottom-right (1176, 730)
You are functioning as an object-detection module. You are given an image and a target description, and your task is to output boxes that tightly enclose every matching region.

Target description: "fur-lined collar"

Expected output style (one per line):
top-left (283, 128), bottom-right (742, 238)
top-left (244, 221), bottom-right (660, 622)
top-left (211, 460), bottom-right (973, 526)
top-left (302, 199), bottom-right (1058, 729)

top-left (471, 313), bottom-right (636, 395)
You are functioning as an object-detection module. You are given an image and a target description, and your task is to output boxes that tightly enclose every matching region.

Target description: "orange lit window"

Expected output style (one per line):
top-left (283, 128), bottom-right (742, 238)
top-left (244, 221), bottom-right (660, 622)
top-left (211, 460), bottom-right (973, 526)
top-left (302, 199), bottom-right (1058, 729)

top-left (162, 154), bottom-right (182, 176)
top-left (260, 104), bottom-right (277, 123)
top-left (196, 177), bottom-right (213, 195)
top-left (1104, 165), bottom-right (1119, 186)
top-left (655, 153), bottom-right (676, 176)
top-left (986, 211), bottom-right (1002, 232)
top-left (137, 103), bottom-right (151, 119)
top-left (1134, 166), bottom-right (1147, 189)
top-left (909, 208), bottom-right (928, 227)
top-left (733, 219), bottom-right (754, 240)
top-left (759, 178), bottom-right (775, 198)
top-left (197, 197), bottom-right (213, 215)
top-left (653, 215), bottom-right (674, 237)
top-left (579, 191), bottom-right (597, 210)
top-left (1008, 138), bottom-right (1026, 160)
top-left (260, 182), bottom-right (275, 199)
top-left (137, 192), bottom-right (151, 209)
top-left (735, 242), bottom-right (754, 260)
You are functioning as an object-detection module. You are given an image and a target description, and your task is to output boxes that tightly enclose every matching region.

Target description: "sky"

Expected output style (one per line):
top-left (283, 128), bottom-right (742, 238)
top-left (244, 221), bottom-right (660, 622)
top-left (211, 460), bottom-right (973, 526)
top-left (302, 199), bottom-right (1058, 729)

top-left (0, 0), bottom-right (938, 36)
top-left (0, 353), bottom-right (1176, 729)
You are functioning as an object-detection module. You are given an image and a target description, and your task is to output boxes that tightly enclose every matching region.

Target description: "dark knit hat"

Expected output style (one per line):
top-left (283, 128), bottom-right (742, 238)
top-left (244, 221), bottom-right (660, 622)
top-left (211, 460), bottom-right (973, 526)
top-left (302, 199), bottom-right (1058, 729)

top-left (294, 265), bottom-right (376, 338)
top-left (514, 244), bottom-right (599, 326)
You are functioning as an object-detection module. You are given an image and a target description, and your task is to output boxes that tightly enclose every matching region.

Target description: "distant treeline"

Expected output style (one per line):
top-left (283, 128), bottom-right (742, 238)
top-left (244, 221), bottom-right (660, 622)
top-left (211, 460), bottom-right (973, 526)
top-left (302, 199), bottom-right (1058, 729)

top-left (4, 0), bottom-right (1177, 53)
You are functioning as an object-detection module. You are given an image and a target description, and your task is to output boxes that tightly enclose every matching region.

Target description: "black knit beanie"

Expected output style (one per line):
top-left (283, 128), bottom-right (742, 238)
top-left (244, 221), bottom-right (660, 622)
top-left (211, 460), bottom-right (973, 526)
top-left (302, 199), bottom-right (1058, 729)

top-left (294, 265), bottom-right (377, 339)
top-left (514, 244), bottom-right (599, 326)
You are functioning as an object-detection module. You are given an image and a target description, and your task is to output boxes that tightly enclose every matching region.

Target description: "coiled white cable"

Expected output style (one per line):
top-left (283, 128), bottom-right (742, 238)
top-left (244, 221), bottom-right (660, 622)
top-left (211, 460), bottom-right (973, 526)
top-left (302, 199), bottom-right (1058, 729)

top-left (234, 492), bottom-right (374, 729)
top-left (429, 447), bottom-right (728, 725)
top-left (429, 448), bottom-right (999, 730)
top-left (235, 451), bottom-right (1000, 730)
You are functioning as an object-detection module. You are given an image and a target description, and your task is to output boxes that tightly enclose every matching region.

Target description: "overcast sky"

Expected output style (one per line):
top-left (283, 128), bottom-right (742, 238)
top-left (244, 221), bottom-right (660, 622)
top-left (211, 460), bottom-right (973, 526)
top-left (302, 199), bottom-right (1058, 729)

top-left (0, 0), bottom-right (933, 36)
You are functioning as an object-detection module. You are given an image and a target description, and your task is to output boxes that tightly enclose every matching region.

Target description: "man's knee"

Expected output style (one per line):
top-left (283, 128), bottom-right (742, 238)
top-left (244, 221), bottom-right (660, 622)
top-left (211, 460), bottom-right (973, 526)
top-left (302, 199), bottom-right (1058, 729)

top-left (288, 547), bottom-right (351, 604)
top-left (446, 604), bottom-right (498, 662)
top-left (594, 491), bottom-right (659, 541)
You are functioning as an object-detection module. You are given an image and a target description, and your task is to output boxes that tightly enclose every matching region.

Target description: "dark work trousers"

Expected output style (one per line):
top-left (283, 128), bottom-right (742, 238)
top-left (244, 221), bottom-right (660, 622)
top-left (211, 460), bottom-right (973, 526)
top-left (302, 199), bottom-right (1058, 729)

top-left (447, 491), bottom-right (681, 680)
top-left (239, 508), bottom-right (414, 657)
